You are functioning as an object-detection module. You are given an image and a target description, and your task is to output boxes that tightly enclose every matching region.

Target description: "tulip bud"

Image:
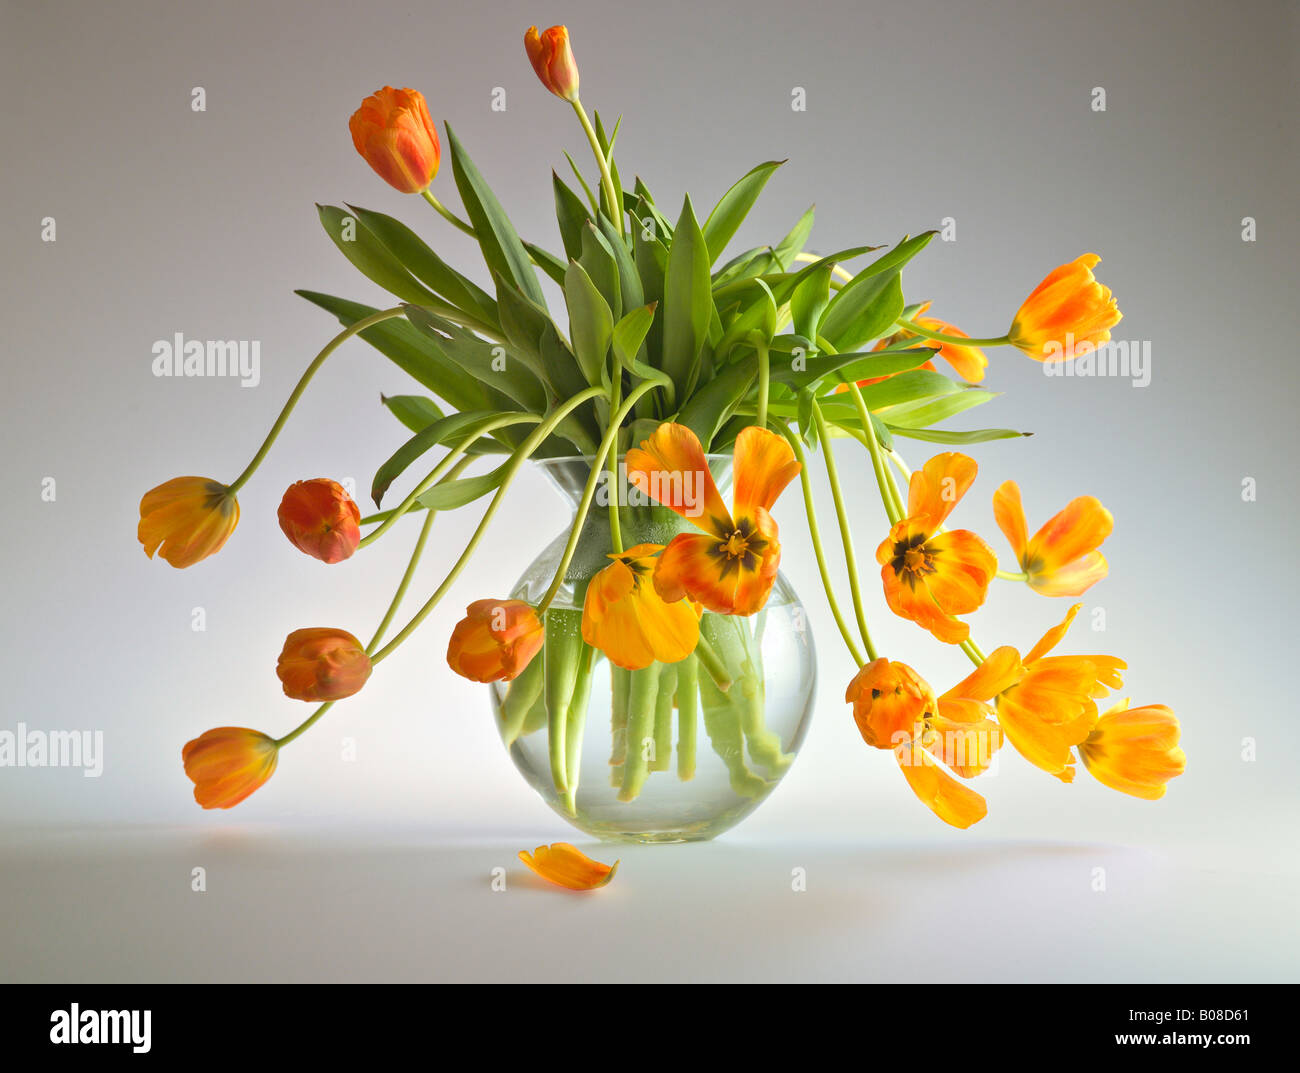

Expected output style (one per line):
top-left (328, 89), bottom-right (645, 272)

top-left (276, 627), bottom-right (372, 701)
top-left (349, 86), bottom-right (441, 193)
top-left (1008, 254), bottom-right (1122, 362)
top-left (278, 478), bottom-right (361, 564)
top-left (446, 599), bottom-right (545, 683)
top-left (138, 476), bottom-right (239, 568)
top-left (845, 658), bottom-right (935, 750)
top-left (182, 727), bottom-right (278, 809)
top-left (524, 25), bottom-right (580, 102)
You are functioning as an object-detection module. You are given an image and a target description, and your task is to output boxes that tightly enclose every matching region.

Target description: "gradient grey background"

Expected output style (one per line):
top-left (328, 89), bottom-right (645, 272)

top-left (1, 0), bottom-right (1296, 982)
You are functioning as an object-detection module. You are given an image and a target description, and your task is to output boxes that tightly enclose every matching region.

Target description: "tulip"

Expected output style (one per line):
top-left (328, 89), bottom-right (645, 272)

top-left (349, 86), bottom-right (441, 194)
top-left (276, 627), bottom-right (372, 701)
top-left (992, 480), bottom-right (1112, 596)
top-left (581, 545), bottom-right (700, 671)
top-left (845, 658), bottom-right (935, 749)
top-left (278, 478), bottom-right (361, 564)
top-left (182, 727), bottom-right (278, 809)
top-left (446, 599), bottom-right (546, 683)
top-left (524, 25), bottom-right (579, 102)
top-left (1079, 700), bottom-right (1185, 800)
top-left (1008, 254), bottom-right (1122, 362)
top-left (138, 476), bottom-right (239, 568)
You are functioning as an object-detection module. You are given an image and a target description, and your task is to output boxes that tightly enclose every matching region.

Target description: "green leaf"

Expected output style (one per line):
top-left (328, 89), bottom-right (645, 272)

top-left (372, 411), bottom-right (520, 506)
top-left (416, 465), bottom-right (510, 511)
top-left (889, 426), bottom-right (1030, 444)
top-left (769, 345), bottom-right (934, 390)
top-left (701, 160), bottom-right (785, 265)
top-left (595, 215), bottom-right (644, 315)
top-left (789, 262), bottom-right (833, 342)
top-left (381, 394), bottom-right (445, 433)
top-left (524, 242), bottom-right (567, 286)
top-left (818, 269), bottom-right (904, 352)
top-left (612, 304), bottom-right (674, 408)
top-left (676, 359), bottom-right (755, 448)
top-left (342, 205), bottom-right (499, 329)
top-left (876, 389), bottom-right (999, 428)
top-left (446, 123), bottom-right (545, 306)
top-left (553, 172), bottom-right (593, 261)
top-left (715, 279), bottom-right (778, 358)
top-left (661, 196), bottom-right (713, 400)
top-left (563, 260), bottom-right (614, 386)
top-left (771, 205), bottom-right (816, 270)
top-left (316, 205), bottom-right (437, 306)
top-left (296, 290), bottom-right (486, 413)
top-left (578, 224), bottom-right (623, 321)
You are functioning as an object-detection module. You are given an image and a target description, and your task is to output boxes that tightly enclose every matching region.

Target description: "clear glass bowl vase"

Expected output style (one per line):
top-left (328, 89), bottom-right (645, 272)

top-left (490, 455), bottom-right (817, 843)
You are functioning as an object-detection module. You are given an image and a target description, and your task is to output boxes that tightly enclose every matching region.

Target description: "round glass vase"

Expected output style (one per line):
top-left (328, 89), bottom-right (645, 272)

top-left (489, 455), bottom-right (817, 843)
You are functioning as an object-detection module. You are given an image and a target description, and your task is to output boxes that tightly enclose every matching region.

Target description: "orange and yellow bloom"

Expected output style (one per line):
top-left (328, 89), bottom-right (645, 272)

top-left (278, 478), bottom-right (362, 564)
top-left (138, 476), bottom-right (239, 568)
top-left (446, 599), bottom-right (545, 683)
top-left (182, 727), bottom-right (278, 809)
top-left (581, 544), bottom-right (700, 670)
top-left (625, 424), bottom-right (800, 617)
top-left (276, 627), bottom-right (372, 702)
top-left (1080, 700), bottom-right (1185, 799)
top-left (349, 86), bottom-right (441, 194)
top-left (1008, 254), bottom-right (1122, 362)
top-left (992, 480), bottom-right (1112, 596)
top-left (518, 842), bottom-right (618, 890)
top-left (876, 452), bottom-right (997, 643)
top-left (524, 25), bottom-right (580, 102)
top-left (846, 658), bottom-right (934, 749)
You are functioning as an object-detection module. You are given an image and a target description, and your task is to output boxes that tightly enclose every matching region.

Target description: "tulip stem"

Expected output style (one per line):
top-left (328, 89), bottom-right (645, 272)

top-left (366, 488), bottom-right (446, 657)
top-left (895, 319), bottom-right (1010, 349)
top-left (535, 378), bottom-right (664, 614)
top-left (228, 307), bottom-right (406, 495)
top-left (960, 639), bottom-right (987, 666)
top-left (811, 400), bottom-right (879, 664)
top-left (755, 337), bottom-right (771, 430)
top-left (693, 636), bottom-right (734, 694)
top-left (368, 386), bottom-right (607, 664)
top-left (572, 99), bottom-right (623, 234)
top-left (996, 569), bottom-right (1029, 582)
top-left (420, 189), bottom-right (476, 237)
top-left (274, 702), bottom-right (334, 749)
top-left (775, 422), bottom-right (866, 667)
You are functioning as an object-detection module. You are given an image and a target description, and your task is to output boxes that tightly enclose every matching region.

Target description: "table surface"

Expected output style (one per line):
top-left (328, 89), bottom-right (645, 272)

top-left (2, 823), bottom-right (1293, 983)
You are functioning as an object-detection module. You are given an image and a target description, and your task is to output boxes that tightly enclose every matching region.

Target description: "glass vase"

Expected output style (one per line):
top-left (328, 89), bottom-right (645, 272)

top-left (490, 455), bottom-right (817, 843)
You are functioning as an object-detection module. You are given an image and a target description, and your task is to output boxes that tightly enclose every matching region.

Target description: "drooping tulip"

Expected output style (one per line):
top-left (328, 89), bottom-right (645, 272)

top-left (446, 599), bottom-right (546, 683)
top-left (276, 627), bottom-right (372, 702)
top-left (278, 478), bottom-right (362, 564)
top-left (138, 476), bottom-right (239, 568)
top-left (182, 727), bottom-right (278, 809)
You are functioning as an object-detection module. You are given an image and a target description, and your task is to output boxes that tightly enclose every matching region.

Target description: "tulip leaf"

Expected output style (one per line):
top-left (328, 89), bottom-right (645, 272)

top-left (341, 204), bottom-right (499, 330)
top-left (770, 346), bottom-right (935, 390)
top-left (889, 426), bottom-right (1030, 444)
top-left (316, 205), bottom-right (439, 307)
top-left (416, 464), bottom-right (510, 511)
top-left (596, 215), bottom-right (645, 314)
top-left (661, 196), bottom-right (713, 400)
top-left (524, 243), bottom-right (567, 286)
top-left (715, 279), bottom-right (779, 358)
top-left (381, 394), bottom-right (445, 433)
top-left (771, 204), bottom-right (816, 270)
top-left (676, 358), bottom-right (755, 448)
top-left (818, 269), bottom-right (904, 353)
top-left (875, 389), bottom-right (999, 429)
top-left (446, 123), bottom-right (545, 307)
top-left (563, 260), bottom-right (614, 387)
top-left (578, 223), bottom-right (623, 321)
top-left (701, 160), bottom-right (785, 265)
top-left (789, 262), bottom-right (834, 342)
top-left (553, 171), bottom-right (593, 262)
top-left (372, 411), bottom-right (523, 506)
top-left (295, 290), bottom-right (487, 414)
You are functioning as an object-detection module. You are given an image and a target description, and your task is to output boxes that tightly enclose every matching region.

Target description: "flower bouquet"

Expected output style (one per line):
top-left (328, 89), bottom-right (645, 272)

top-left (143, 25), bottom-right (1184, 857)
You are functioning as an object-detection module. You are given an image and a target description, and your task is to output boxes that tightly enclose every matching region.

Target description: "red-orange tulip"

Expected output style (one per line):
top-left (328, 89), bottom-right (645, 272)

top-left (182, 727), bottom-right (278, 809)
top-left (524, 25), bottom-right (580, 102)
top-left (625, 424), bottom-right (801, 617)
top-left (349, 86), bottom-right (441, 194)
top-left (1008, 254), bottom-right (1122, 362)
top-left (276, 627), bottom-right (372, 702)
top-left (876, 453), bottom-right (997, 644)
top-left (446, 599), bottom-right (545, 683)
top-left (138, 476), bottom-right (239, 568)
top-left (992, 480), bottom-right (1112, 596)
top-left (278, 478), bottom-right (361, 564)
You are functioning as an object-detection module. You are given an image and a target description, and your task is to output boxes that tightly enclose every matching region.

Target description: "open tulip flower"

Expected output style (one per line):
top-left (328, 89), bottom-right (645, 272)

top-left (145, 22), bottom-right (1177, 836)
top-left (625, 424), bottom-right (800, 617)
top-left (876, 452), bottom-right (997, 644)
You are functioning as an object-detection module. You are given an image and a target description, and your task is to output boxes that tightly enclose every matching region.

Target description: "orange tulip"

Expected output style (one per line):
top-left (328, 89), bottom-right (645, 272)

top-left (138, 476), bottom-right (239, 568)
top-left (992, 480), bottom-right (1112, 596)
top-left (847, 657), bottom-right (1002, 828)
top-left (518, 842), bottom-right (618, 891)
top-left (876, 452), bottom-right (997, 644)
top-left (625, 424), bottom-right (801, 617)
top-left (1008, 254), bottom-right (1122, 362)
top-left (524, 25), bottom-right (580, 102)
top-left (846, 658), bottom-right (934, 749)
top-left (1079, 700), bottom-right (1185, 800)
top-left (182, 727), bottom-right (278, 809)
top-left (278, 478), bottom-right (361, 564)
top-left (446, 599), bottom-right (545, 683)
top-left (349, 86), bottom-right (441, 194)
top-left (994, 604), bottom-right (1125, 781)
top-left (581, 544), bottom-right (700, 670)
top-left (276, 627), bottom-right (372, 702)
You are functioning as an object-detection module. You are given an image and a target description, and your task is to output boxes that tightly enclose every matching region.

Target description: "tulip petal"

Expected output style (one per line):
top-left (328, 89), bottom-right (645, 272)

top-left (895, 740), bottom-right (987, 828)
top-left (991, 480), bottom-right (1029, 566)
top-left (733, 426), bottom-right (801, 516)
top-left (625, 423), bottom-right (733, 537)
top-left (518, 843), bottom-right (618, 890)
top-left (907, 453), bottom-right (978, 532)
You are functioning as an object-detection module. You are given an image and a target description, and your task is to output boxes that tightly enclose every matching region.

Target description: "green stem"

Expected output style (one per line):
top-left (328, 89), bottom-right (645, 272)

top-left (810, 400), bottom-right (879, 664)
top-left (571, 98), bottom-right (622, 234)
top-left (535, 379), bottom-right (663, 614)
top-left (960, 638), bottom-right (987, 667)
top-left (996, 569), bottom-right (1029, 582)
top-left (693, 635), bottom-right (734, 693)
top-left (755, 336), bottom-right (771, 430)
top-left (420, 188), bottom-right (476, 237)
top-left (228, 307), bottom-right (405, 494)
top-left (776, 422), bottom-right (866, 666)
top-left (274, 702), bottom-right (332, 748)
top-left (896, 319), bottom-right (1010, 349)
top-left (365, 486), bottom-right (445, 656)
top-left (368, 386), bottom-right (606, 664)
